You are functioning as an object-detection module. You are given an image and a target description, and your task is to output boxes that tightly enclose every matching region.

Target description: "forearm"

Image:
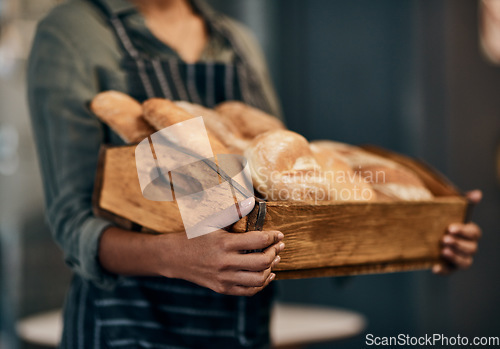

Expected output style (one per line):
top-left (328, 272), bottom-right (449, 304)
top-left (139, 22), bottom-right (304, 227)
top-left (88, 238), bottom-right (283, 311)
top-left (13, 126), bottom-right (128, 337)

top-left (98, 226), bottom-right (284, 295)
top-left (98, 226), bottom-right (177, 278)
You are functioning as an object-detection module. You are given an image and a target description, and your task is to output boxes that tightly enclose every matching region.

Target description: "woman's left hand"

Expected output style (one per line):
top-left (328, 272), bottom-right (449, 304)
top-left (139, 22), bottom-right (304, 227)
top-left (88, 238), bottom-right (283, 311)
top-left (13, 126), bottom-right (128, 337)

top-left (433, 190), bottom-right (483, 274)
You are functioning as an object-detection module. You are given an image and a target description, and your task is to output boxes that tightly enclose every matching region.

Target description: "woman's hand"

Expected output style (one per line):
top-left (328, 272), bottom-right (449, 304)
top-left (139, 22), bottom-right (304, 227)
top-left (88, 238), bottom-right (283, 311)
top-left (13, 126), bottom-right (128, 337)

top-left (433, 190), bottom-right (482, 274)
top-left (158, 229), bottom-right (284, 296)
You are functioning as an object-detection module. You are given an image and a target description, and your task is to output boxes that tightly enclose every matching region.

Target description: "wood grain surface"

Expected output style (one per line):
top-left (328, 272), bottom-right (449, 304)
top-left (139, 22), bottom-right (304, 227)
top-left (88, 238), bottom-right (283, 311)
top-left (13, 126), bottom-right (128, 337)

top-left (94, 145), bottom-right (185, 234)
top-left (247, 198), bottom-right (466, 272)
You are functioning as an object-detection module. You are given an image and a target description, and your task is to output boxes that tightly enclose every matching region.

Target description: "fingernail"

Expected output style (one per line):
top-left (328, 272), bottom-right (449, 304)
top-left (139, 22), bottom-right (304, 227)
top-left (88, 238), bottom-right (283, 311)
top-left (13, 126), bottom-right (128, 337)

top-left (467, 190), bottom-right (482, 202)
top-left (443, 236), bottom-right (454, 244)
top-left (277, 232), bottom-right (284, 240)
top-left (448, 224), bottom-right (460, 234)
top-left (279, 242), bottom-right (285, 251)
top-left (443, 248), bottom-right (453, 257)
top-left (273, 255), bottom-right (281, 265)
top-left (270, 273), bottom-right (276, 281)
top-left (432, 264), bottom-right (442, 273)
top-left (240, 197), bottom-right (255, 209)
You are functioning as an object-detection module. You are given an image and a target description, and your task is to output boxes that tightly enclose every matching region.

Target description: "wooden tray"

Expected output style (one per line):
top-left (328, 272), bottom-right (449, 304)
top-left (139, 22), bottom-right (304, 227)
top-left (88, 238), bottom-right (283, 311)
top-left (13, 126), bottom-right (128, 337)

top-left (92, 145), bottom-right (471, 280)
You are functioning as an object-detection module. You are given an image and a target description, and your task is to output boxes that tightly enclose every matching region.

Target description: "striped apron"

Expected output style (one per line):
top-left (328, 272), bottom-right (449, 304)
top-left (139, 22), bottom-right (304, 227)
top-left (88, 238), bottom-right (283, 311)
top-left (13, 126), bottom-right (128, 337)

top-left (59, 1), bottom-right (275, 348)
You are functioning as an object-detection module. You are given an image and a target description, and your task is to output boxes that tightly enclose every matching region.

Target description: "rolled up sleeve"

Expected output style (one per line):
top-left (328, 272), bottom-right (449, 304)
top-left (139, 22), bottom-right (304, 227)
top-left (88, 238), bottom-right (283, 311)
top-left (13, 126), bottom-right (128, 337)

top-left (27, 23), bottom-right (118, 290)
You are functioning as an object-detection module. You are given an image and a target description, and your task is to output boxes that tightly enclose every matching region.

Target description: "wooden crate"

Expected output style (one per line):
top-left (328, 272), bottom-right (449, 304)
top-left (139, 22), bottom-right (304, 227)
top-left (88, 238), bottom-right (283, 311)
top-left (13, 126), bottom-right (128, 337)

top-left (93, 145), bottom-right (472, 280)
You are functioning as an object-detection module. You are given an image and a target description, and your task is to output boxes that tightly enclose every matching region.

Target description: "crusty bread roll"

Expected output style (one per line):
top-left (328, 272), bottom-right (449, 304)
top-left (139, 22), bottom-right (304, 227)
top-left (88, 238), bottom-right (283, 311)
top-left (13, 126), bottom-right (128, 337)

top-left (309, 142), bottom-right (376, 199)
top-left (215, 101), bottom-right (286, 140)
top-left (142, 98), bottom-right (230, 155)
top-left (245, 130), bottom-right (375, 202)
top-left (310, 141), bottom-right (400, 169)
top-left (142, 98), bottom-right (192, 128)
top-left (90, 91), bottom-right (155, 143)
top-left (174, 101), bottom-right (250, 154)
top-left (310, 142), bottom-right (353, 175)
top-left (310, 140), bottom-right (433, 201)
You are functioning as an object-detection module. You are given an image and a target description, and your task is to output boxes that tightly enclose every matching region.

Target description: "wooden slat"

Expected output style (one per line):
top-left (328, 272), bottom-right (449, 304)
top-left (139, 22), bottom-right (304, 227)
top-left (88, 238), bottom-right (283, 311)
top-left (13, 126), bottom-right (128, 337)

top-left (257, 198), bottom-right (466, 271)
top-left (274, 259), bottom-right (436, 280)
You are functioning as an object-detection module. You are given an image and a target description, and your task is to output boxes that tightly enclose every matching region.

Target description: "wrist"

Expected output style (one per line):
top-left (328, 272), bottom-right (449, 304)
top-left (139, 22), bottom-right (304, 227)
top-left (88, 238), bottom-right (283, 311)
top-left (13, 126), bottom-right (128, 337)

top-left (150, 232), bottom-right (185, 279)
top-left (99, 226), bottom-right (173, 277)
top-left (150, 233), bottom-right (171, 278)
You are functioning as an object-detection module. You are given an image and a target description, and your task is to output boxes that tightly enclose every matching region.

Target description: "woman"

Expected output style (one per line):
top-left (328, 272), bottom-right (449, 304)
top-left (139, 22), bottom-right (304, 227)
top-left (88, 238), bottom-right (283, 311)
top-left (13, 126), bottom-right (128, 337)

top-left (27, 0), bottom-right (481, 348)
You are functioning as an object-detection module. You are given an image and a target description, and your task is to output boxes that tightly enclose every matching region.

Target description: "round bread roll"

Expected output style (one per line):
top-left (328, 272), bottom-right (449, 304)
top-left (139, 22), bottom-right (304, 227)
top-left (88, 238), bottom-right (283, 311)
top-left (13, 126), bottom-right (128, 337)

top-left (142, 98), bottom-right (230, 155)
top-left (90, 91), bottom-right (155, 144)
top-left (174, 101), bottom-right (250, 154)
top-left (310, 142), bottom-right (375, 200)
top-left (310, 140), bottom-right (433, 201)
top-left (245, 130), bottom-right (375, 202)
top-left (215, 101), bottom-right (286, 140)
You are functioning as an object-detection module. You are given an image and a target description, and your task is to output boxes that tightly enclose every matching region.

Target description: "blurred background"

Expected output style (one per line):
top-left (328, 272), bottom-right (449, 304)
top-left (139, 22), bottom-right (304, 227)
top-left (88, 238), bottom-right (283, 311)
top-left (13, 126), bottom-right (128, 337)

top-left (1, 0), bottom-right (499, 348)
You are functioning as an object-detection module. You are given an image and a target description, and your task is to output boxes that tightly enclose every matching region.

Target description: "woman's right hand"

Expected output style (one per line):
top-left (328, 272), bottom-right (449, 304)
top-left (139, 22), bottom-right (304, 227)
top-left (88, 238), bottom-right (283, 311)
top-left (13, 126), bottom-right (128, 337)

top-left (158, 229), bottom-right (285, 296)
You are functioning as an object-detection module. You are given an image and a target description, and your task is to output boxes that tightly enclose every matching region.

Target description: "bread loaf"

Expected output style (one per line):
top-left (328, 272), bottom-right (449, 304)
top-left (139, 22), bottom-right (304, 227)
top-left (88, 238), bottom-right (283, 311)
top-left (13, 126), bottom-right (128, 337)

top-left (245, 130), bottom-right (375, 202)
top-left (215, 101), bottom-right (286, 140)
top-left (142, 98), bottom-right (192, 128)
top-left (90, 91), bottom-right (155, 143)
top-left (309, 142), bottom-right (353, 175)
top-left (310, 140), bottom-right (433, 201)
top-left (174, 101), bottom-right (250, 154)
top-left (142, 98), bottom-right (230, 155)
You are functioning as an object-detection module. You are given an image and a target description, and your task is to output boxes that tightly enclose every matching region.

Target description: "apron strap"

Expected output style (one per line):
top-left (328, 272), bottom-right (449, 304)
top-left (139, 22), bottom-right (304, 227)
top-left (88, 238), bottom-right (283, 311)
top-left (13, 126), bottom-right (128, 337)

top-left (190, 0), bottom-right (273, 113)
top-left (89, 0), bottom-right (155, 99)
top-left (108, 17), bottom-right (155, 99)
top-left (88, 0), bottom-right (113, 17)
top-left (206, 14), bottom-right (272, 114)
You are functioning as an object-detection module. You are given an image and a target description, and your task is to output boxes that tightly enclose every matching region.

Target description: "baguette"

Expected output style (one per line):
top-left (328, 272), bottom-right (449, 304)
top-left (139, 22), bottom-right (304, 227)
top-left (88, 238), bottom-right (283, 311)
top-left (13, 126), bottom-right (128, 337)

top-left (90, 91), bottom-right (155, 144)
top-left (142, 98), bottom-right (230, 155)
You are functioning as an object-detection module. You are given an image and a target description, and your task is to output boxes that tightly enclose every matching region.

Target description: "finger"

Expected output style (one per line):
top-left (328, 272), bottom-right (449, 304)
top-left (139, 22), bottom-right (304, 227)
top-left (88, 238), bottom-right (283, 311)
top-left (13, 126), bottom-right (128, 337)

top-left (232, 268), bottom-right (272, 287)
top-left (225, 230), bottom-right (284, 251)
top-left (442, 235), bottom-right (478, 256)
top-left (448, 223), bottom-right (482, 240)
top-left (432, 262), bottom-right (454, 275)
top-left (442, 247), bottom-right (474, 269)
top-left (271, 255), bottom-right (281, 269)
top-left (238, 197), bottom-right (255, 217)
top-left (230, 242), bottom-right (284, 271)
top-left (465, 190), bottom-right (482, 204)
top-left (228, 273), bottom-right (276, 296)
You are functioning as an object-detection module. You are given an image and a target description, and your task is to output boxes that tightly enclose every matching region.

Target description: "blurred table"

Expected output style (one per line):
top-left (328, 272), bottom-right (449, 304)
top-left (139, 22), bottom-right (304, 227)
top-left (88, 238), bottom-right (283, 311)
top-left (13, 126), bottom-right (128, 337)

top-left (17, 303), bottom-right (366, 348)
top-left (271, 303), bottom-right (366, 348)
top-left (16, 310), bottom-right (61, 347)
